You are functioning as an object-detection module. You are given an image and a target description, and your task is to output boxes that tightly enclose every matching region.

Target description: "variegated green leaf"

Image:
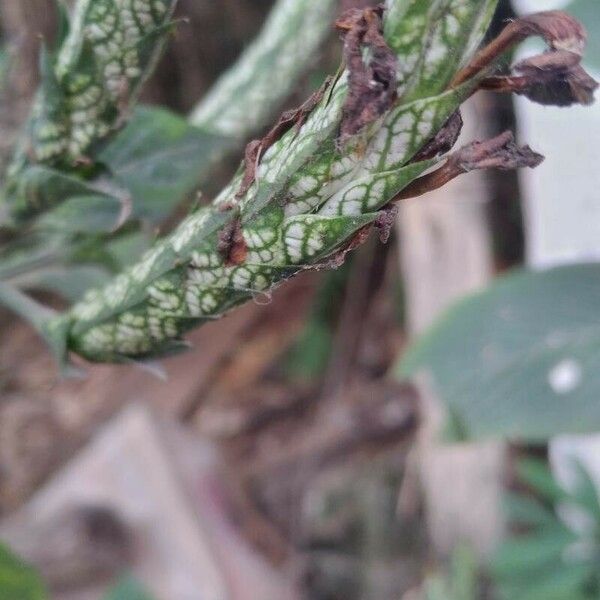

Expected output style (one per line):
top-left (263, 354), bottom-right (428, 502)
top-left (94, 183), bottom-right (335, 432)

top-left (1, 0), bottom-right (339, 243)
top-left (58, 0), bottom-right (503, 363)
top-left (0, 0), bottom-right (347, 364)
top-left (4, 0), bottom-right (178, 221)
top-left (385, 0), bottom-right (498, 101)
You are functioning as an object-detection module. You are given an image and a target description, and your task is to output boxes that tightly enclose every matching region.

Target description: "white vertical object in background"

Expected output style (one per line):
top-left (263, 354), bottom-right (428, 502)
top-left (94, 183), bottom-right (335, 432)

top-left (398, 97), bottom-right (505, 558)
top-left (514, 0), bottom-right (600, 502)
top-left (520, 101), bottom-right (600, 268)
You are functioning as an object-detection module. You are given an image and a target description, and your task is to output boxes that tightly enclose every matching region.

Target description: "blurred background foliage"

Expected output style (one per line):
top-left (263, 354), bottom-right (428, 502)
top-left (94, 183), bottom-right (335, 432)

top-left (0, 0), bottom-right (598, 599)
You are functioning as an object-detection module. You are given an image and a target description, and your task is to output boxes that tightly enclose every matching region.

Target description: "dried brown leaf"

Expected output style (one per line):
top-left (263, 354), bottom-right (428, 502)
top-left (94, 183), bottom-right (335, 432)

top-left (336, 5), bottom-right (398, 144)
top-left (396, 132), bottom-right (544, 201)
top-left (453, 11), bottom-right (598, 107)
top-left (412, 110), bottom-right (464, 163)
top-left (482, 52), bottom-right (598, 106)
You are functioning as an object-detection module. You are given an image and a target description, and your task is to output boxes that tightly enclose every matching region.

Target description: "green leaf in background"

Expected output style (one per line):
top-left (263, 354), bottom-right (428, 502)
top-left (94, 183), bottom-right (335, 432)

top-left (99, 107), bottom-right (232, 223)
top-left (0, 282), bottom-right (72, 371)
top-left (0, 543), bottom-right (46, 600)
top-left (492, 459), bottom-right (600, 600)
top-left (285, 264), bottom-right (351, 382)
top-left (493, 530), bottom-right (576, 579)
top-left (0, 48), bottom-right (8, 92)
top-left (54, 0), bottom-right (71, 50)
top-left (517, 458), bottom-right (571, 503)
top-left (0, 232), bottom-right (67, 281)
top-left (571, 459), bottom-right (600, 520)
top-left (101, 232), bottom-right (153, 271)
top-left (568, 0), bottom-right (600, 71)
top-left (0, 282), bottom-right (56, 336)
top-left (37, 194), bottom-right (126, 234)
top-left (9, 167), bottom-right (117, 223)
top-left (398, 264), bottom-right (600, 442)
top-left (17, 265), bottom-right (112, 303)
top-left (285, 319), bottom-right (333, 382)
top-left (496, 563), bottom-right (592, 600)
top-left (423, 544), bottom-right (480, 600)
top-left (503, 492), bottom-right (558, 529)
top-left (105, 576), bottom-right (155, 600)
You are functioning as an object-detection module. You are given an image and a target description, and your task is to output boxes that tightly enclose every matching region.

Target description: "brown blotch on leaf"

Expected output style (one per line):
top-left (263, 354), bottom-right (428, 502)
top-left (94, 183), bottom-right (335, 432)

top-left (395, 131), bottom-right (544, 201)
top-left (218, 218), bottom-right (248, 267)
top-left (236, 78), bottom-right (333, 199)
top-left (336, 5), bottom-right (398, 144)
top-left (453, 11), bottom-right (598, 107)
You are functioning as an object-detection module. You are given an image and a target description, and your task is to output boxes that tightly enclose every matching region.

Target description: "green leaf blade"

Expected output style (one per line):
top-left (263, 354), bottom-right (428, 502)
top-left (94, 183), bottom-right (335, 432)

top-left (398, 264), bottom-right (600, 441)
top-left (100, 107), bottom-right (232, 223)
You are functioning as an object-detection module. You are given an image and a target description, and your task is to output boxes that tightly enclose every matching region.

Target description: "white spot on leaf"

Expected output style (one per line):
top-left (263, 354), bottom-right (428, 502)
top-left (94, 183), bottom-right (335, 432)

top-left (548, 359), bottom-right (582, 395)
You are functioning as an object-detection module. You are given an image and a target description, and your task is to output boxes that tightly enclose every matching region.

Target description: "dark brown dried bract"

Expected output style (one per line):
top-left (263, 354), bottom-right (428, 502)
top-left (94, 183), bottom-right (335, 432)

top-left (395, 132), bottom-right (544, 201)
top-left (412, 110), bottom-right (464, 162)
top-left (218, 218), bottom-right (248, 266)
top-left (503, 10), bottom-right (587, 55)
top-left (452, 132), bottom-right (544, 172)
top-left (482, 53), bottom-right (598, 107)
top-left (453, 11), bottom-right (598, 107)
top-left (336, 5), bottom-right (398, 144)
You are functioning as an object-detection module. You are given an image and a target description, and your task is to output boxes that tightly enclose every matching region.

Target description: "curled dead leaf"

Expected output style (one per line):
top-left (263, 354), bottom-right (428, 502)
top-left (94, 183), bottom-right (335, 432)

top-left (412, 110), bottom-right (464, 163)
top-left (396, 132), bottom-right (544, 201)
top-left (336, 5), bottom-right (398, 144)
top-left (453, 11), bottom-right (598, 107)
top-left (482, 52), bottom-right (598, 107)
